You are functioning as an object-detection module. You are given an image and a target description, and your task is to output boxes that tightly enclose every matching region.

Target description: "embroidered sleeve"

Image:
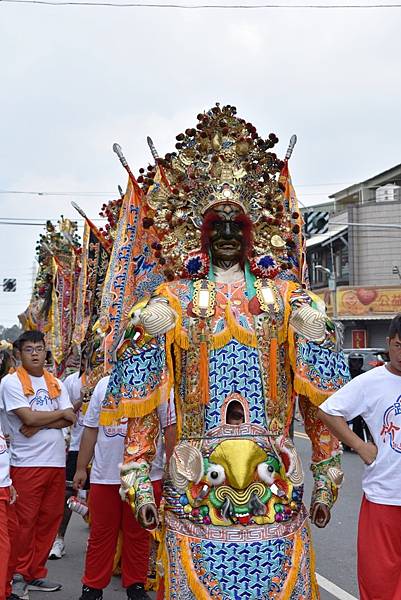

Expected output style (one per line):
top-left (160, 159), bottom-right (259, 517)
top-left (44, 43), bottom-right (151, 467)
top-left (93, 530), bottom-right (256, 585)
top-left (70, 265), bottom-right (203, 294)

top-left (120, 411), bottom-right (160, 516)
top-left (298, 395), bottom-right (343, 510)
top-left (287, 287), bottom-right (350, 405)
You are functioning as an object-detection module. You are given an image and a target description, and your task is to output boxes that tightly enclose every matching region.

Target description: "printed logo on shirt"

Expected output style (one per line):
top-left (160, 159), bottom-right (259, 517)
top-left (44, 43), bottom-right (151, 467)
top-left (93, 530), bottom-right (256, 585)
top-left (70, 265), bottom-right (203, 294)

top-left (0, 434), bottom-right (7, 455)
top-left (30, 388), bottom-right (57, 410)
top-left (103, 417), bottom-right (128, 438)
top-left (381, 395), bottom-right (401, 454)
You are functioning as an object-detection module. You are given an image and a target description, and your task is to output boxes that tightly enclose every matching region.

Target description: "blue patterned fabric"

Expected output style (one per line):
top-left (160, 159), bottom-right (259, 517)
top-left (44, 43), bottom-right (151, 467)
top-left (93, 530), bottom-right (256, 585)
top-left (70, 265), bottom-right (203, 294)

top-left (194, 538), bottom-right (292, 599)
top-left (297, 339), bottom-right (350, 393)
top-left (102, 337), bottom-right (166, 409)
top-left (207, 339), bottom-right (266, 431)
top-left (165, 523), bottom-right (316, 599)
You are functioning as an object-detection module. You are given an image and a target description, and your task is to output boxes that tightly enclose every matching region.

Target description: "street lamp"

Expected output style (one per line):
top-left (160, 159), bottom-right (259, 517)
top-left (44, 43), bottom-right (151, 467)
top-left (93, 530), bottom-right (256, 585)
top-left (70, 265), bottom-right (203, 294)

top-left (314, 264), bottom-right (337, 319)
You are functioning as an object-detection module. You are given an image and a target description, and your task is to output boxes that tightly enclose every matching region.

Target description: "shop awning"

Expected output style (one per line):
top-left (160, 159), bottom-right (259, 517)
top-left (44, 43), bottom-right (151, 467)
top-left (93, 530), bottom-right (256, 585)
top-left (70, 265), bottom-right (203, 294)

top-left (306, 224), bottom-right (348, 248)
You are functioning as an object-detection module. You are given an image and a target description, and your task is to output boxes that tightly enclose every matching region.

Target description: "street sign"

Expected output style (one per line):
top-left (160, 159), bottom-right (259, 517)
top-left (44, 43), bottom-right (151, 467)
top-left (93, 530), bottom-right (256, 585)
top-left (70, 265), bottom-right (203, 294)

top-left (304, 211), bottom-right (329, 237)
top-left (3, 278), bottom-right (16, 292)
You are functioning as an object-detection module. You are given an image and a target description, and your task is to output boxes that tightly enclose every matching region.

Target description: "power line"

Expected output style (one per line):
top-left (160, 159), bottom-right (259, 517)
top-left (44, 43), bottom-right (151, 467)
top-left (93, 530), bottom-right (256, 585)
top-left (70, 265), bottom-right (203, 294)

top-left (1, 0), bottom-right (400, 7)
top-left (0, 183), bottom-right (353, 195)
top-left (0, 190), bottom-right (114, 196)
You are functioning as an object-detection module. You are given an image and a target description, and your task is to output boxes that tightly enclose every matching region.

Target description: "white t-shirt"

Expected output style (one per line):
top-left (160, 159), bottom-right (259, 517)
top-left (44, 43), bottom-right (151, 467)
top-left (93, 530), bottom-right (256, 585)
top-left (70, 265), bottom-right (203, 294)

top-left (83, 376), bottom-right (176, 485)
top-left (1, 372), bottom-right (72, 468)
top-left (63, 372), bottom-right (84, 452)
top-left (0, 421), bottom-right (11, 488)
top-left (320, 365), bottom-right (401, 506)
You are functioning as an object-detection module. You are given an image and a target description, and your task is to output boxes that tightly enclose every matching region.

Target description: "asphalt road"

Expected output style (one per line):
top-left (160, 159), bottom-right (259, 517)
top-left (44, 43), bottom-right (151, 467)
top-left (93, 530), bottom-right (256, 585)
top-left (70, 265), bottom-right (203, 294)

top-left (28, 433), bottom-right (364, 600)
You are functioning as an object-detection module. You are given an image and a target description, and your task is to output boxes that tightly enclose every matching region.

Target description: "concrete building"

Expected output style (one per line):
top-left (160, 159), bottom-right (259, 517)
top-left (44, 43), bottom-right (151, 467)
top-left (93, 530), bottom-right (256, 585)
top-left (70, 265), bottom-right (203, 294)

top-left (305, 164), bottom-right (401, 348)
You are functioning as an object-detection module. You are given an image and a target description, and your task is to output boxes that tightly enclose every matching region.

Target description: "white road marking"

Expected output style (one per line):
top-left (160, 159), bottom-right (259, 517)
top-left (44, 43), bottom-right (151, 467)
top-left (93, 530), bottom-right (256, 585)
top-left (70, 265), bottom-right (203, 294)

top-left (316, 573), bottom-right (358, 600)
top-left (294, 430), bottom-right (309, 440)
top-left (294, 430), bottom-right (357, 599)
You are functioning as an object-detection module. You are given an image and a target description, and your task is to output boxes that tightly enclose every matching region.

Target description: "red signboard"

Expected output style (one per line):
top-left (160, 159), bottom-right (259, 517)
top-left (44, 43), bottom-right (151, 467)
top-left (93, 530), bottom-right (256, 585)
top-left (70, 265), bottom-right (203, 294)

top-left (352, 329), bottom-right (367, 349)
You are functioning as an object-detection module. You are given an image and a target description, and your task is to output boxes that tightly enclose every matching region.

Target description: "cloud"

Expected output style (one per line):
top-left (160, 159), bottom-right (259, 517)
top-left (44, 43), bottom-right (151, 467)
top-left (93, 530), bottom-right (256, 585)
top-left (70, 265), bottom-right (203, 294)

top-left (0, 2), bottom-right (400, 324)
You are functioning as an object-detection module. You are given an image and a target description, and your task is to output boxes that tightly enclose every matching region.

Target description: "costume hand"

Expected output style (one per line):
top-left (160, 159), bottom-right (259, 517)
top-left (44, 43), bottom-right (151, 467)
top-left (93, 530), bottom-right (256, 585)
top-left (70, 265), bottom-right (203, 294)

top-left (73, 469), bottom-right (87, 490)
top-left (137, 503), bottom-right (159, 530)
top-left (63, 409), bottom-right (77, 425)
top-left (9, 485), bottom-right (18, 505)
top-left (310, 502), bottom-right (331, 528)
top-left (19, 424), bottom-right (41, 438)
top-left (355, 440), bottom-right (377, 465)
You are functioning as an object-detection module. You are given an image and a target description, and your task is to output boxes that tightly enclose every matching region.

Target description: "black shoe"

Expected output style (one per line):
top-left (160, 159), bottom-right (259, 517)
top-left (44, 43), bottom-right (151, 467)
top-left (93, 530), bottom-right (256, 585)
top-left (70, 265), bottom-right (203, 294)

top-left (126, 583), bottom-right (151, 600)
top-left (7, 595), bottom-right (25, 600)
top-left (79, 585), bottom-right (103, 600)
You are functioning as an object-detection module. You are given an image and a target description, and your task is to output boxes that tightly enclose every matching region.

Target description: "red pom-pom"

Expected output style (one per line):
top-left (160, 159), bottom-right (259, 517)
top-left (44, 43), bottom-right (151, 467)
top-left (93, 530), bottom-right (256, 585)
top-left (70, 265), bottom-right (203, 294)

top-left (142, 217), bottom-right (154, 229)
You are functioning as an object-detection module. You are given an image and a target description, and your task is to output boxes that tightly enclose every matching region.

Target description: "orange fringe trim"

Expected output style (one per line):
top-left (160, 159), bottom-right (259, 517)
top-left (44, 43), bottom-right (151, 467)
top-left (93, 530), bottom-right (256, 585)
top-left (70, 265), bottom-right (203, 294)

top-left (178, 537), bottom-right (212, 600)
top-left (309, 524), bottom-right (320, 600)
top-left (209, 303), bottom-right (258, 350)
top-left (269, 338), bottom-right (278, 403)
top-left (99, 381), bottom-right (170, 425)
top-left (199, 322), bottom-right (209, 405)
top-left (280, 527), bottom-right (303, 598)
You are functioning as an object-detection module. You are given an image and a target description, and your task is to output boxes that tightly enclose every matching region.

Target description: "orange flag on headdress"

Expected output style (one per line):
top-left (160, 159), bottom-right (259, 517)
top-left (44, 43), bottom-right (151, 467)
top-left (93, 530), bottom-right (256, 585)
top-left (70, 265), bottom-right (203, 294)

top-left (99, 177), bottom-right (163, 369)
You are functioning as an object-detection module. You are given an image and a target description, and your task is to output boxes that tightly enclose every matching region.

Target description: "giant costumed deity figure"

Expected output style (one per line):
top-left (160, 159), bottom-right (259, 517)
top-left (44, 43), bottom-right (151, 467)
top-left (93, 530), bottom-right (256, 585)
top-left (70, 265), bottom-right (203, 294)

top-left (99, 105), bottom-right (349, 599)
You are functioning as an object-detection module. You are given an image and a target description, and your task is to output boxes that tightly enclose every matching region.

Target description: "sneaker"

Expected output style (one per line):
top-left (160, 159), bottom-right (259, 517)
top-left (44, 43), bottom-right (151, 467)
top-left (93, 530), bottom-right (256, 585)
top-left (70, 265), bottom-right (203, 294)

top-left (12, 574), bottom-right (29, 599)
top-left (126, 584), bottom-right (151, 600)
top-left (79, 586), bottom-right (103, 600)
top-left (27, 578), bottom-right (62, 592)
top-left (7, 594), bottom-right (29, 600)
top-left (49, 538), bottom-right (65, 560)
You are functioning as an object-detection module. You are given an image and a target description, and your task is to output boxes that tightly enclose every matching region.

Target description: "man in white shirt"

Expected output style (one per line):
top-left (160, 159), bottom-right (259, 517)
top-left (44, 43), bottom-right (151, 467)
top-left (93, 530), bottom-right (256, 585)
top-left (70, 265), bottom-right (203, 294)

top-left (49, 370), bottom-right (85, 561)
top-left (318, 314), bottom-right (401, 600)
top-left (2, 331), bottom-right (75, 598)
top-left (0, 418), bottom-right (18, 600)
top-left (73, 376), bottom-right (176, 600)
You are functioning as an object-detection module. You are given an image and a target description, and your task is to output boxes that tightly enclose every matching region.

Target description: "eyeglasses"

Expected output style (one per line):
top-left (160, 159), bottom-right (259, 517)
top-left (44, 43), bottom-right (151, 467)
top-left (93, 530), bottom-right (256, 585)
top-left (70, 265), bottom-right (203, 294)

top-left (22, 346), bottom-right (46, 355)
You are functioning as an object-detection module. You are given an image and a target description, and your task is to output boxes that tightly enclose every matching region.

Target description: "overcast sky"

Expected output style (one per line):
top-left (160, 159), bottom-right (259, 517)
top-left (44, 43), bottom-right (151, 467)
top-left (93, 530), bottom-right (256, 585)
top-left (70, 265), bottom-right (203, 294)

top-left (1, 0), bottom-right (400, 326)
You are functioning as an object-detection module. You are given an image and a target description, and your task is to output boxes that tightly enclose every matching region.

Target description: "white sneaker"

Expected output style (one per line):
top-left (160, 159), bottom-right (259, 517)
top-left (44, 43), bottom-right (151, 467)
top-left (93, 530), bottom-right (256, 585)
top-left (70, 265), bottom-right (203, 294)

top-left (48, 537), bottom-right (65, 560)
top-left (12, 573), bottom-right (29, 599)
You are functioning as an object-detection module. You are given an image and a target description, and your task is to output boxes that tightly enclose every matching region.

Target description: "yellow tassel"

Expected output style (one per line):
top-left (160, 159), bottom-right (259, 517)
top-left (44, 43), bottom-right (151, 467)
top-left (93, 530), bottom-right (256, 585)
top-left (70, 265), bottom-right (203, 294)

top-left (278, 281), bottom-right (299, 344)
top-left (269, 338), bottom-right (278, 403)
top-left (178, 537), bottom-right (211, 600)
top-left (225, 302), bottom-right (258, 348)
top-left (210, 327), bottom-right (233, 350)
top-left (157, 284), bottom-right (189, 350)
top-left (309, 526), bottom-right (320, 599)
top-left (293, 376), bottom-right (330, 407)
top-left (280, 528), bottom-right (303, 599)
top-left (112, 531), bottom-right (123, 575)
top-left (99, 383), bottom-right (169, 425)
top-left (199, 322), bottom-right (209, 405)
top-left (160, 533), bottom-right (170, 600)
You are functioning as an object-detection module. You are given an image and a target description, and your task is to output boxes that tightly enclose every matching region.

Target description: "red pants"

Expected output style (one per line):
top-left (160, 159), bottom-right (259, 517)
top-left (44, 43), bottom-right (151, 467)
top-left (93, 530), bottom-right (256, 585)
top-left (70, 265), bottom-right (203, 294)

top-left (83, 480), bottom-right (162, 590)
top-left (0, 491), bottom-right (19, 600)
top-left (358, 495), bottom-right (401, 600)
top-left (9, 467), bottom-right (65, 581)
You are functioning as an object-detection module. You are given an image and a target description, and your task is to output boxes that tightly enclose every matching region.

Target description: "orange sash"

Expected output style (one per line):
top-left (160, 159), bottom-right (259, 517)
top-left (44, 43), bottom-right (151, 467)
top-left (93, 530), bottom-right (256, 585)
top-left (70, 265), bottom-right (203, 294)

top-left (16, 366), bottom-right (61, 400)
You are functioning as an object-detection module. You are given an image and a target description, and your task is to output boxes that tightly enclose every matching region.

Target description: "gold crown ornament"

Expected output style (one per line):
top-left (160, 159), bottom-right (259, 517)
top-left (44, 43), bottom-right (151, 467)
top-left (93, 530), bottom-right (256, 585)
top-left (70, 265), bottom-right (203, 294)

top-left (135, 104), bottom-right (303, 280)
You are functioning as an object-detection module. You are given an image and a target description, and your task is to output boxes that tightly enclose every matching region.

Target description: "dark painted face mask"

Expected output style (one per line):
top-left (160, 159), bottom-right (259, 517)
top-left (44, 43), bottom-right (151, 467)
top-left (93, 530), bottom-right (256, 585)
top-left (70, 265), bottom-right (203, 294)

top-left (206, 204), bottom-right (245, 267)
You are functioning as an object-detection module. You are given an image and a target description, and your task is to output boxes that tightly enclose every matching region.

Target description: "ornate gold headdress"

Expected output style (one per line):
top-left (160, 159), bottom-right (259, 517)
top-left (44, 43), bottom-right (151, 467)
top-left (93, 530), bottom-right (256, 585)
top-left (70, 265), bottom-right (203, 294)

top-left (137, 104), bottom-right (302, 280)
